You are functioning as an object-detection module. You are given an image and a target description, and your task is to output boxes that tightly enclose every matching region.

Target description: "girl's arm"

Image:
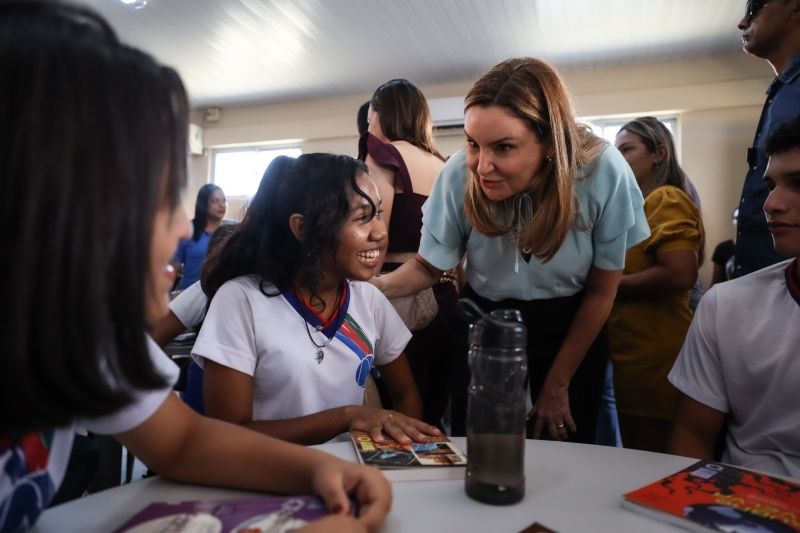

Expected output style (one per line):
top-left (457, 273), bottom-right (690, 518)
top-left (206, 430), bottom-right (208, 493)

top-left (530, 266), bottom-right (622, 440)
top-left (150, 310), bottom-right (187, 347)
top-left (203, 360), bottom-right (439, 445)
top-left (375, 353), bottom-right (423, 420)
top-left (372, 254), bottom-right (442, 299)
top-left (116, 394), bottom-right (390, 533)
top-left (617, 249), bottom-right (699, 298)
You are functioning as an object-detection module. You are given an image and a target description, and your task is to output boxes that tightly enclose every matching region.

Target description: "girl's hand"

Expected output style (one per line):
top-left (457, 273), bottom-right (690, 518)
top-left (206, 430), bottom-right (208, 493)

top-left (348, 407), bottom-right (441, 444)
top-left (529, 382), bottom-right (576, 441)
top-left (310, 460), bottom-right (392, 533)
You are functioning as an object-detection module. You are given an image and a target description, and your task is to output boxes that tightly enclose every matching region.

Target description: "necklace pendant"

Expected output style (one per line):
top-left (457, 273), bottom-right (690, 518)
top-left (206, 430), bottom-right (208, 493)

top-left (316, 349), bottom-right (324, 364)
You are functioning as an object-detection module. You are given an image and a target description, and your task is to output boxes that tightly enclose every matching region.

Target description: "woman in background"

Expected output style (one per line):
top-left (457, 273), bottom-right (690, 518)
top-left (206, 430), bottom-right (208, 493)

top-left (373, 58), bottom-right (649, 441)
top-left (172, 183), bottom-right (228, 290)
top-left (359, 79), bottom-right (457, 428)
top-left (0, 3), bottom-right (389, 531)
top-left (610, 116), bottom-right (705, 452)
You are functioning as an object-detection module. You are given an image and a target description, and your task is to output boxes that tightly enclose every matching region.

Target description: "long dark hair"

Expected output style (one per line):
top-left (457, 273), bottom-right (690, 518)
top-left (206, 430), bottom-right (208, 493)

top-left (1, 1), bottom-right (188, 433)
top-left (370, 79), bottom-right (444, 161)
top-left (191, 183), bottom-right (222, 241)
top-left (203, 154), bottom-right (374, 311)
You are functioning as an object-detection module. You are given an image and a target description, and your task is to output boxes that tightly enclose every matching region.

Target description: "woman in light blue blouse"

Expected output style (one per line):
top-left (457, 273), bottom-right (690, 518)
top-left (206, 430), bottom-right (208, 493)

top-left (374, 58), bottom-right (649, 443)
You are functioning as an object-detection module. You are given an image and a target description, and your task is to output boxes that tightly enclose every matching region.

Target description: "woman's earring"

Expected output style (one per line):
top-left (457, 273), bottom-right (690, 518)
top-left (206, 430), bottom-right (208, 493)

top-left (545, 154), bottom-right (553, 163)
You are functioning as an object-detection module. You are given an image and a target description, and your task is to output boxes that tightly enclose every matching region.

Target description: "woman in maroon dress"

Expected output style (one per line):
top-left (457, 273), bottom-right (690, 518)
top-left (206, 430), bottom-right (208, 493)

top-left (359, 79), bottom-right (458, 429)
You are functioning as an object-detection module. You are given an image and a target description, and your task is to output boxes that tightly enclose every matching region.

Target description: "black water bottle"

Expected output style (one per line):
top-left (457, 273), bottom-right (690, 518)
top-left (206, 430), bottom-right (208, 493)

top-left (461, 299), bottom-right (527, 505)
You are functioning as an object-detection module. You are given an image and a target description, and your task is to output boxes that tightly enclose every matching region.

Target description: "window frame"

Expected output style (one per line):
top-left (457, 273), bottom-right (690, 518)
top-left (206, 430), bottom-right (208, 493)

top-left (581, 114), bottom-right (680, 156)
top-left (210, 144), bottom-right (303, 199)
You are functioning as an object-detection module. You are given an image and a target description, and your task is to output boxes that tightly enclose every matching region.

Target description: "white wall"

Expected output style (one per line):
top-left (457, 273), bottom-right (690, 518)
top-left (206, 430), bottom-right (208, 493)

top-left (186, 53), bottom-right (775, 287)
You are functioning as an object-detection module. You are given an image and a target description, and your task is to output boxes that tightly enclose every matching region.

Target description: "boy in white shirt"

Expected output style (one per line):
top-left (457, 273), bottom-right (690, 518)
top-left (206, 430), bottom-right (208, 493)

top-left (668, 116), bottom-right (800, 479)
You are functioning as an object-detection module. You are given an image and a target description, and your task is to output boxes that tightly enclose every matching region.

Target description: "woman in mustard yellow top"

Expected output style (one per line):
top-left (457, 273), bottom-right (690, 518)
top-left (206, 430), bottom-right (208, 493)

top-left (610, 117), bottom-right (704, 453)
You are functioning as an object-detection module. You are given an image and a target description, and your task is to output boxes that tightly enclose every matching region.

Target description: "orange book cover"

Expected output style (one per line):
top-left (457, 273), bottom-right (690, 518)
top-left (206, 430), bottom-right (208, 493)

top-left (623, 460), bottom-right (800, 532)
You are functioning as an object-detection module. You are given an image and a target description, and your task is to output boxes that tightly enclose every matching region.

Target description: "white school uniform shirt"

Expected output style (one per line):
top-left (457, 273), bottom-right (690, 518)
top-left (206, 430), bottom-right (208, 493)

top-left (668, 259), bottom-right (800, 479)
top-left (192, 276), bottom-right (411, 432)
top-left (169, 280), bottom-right (207, 328)
top-left (0, 337), bottom-right (178, 531)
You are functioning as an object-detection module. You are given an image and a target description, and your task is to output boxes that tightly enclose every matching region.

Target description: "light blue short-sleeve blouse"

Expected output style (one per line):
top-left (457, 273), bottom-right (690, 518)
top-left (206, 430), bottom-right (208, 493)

top-left (419, 145), bottom-right (649, 301)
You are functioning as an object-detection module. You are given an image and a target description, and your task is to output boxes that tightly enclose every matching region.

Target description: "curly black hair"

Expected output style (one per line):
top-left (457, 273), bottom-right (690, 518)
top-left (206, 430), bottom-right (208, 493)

top-left (203, 153), bottom-right (375, 312)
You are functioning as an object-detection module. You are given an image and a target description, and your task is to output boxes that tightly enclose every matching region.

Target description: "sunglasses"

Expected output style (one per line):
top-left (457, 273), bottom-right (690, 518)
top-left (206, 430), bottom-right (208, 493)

top-left (744, 0), bottom-right (767, 23)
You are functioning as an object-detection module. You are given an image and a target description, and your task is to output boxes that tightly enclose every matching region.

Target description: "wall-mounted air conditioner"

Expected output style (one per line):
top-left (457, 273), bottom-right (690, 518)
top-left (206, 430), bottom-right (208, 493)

top-left (189, 123), bottom-right (204, 155)
top-left (428, 96), bottom-right (464, 130)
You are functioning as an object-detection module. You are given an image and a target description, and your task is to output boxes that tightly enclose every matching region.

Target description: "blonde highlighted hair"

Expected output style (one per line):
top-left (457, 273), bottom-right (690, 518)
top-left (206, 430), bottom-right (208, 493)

top-left (464, 58), bottom-right (606, 262)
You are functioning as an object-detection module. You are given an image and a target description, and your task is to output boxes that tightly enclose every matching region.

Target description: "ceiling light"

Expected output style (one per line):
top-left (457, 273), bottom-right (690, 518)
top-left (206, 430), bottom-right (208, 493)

top-left (119, 0), bottom-right (147, 9)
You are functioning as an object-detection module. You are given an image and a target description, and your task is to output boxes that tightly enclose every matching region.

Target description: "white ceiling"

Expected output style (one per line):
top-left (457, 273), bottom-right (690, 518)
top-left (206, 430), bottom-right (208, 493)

top-left (81, 0), bottom-right (747, 108)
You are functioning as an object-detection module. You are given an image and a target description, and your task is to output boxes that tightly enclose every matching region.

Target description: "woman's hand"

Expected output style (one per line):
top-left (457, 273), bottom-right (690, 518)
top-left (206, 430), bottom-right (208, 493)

top-left (367, 274), bottom-right (386, 293)
top-left (309, 460), bottom-right (392, 533)
top-left (348, 406), bottom-right (441, 444)
top-left (529, 381), bottom-right (576, 441)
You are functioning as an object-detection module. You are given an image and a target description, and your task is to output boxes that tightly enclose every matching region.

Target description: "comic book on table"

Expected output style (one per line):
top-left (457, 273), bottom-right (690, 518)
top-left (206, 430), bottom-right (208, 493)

top-left (350, 429), bottom-right (467, 482)
top-left (622, 459), bottom-right (800, 532)
top-left (112, 495), bottom-right (333, 533)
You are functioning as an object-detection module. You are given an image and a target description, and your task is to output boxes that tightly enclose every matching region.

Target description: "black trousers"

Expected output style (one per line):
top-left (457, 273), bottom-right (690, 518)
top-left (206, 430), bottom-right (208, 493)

top-left (449, 285), bottom-right (608, 444)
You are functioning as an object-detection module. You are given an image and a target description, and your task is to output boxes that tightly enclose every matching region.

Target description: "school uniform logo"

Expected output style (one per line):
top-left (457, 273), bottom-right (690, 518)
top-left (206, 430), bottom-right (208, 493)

top-left (0, 431), bottom-right (56, 531)
top-left (336, 316), bottom-right (375, 388)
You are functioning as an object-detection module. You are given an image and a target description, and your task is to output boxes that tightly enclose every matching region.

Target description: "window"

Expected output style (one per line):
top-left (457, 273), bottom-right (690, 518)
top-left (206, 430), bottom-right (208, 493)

top-left (583, 116), bottom-right (678, 145)
top-left (212, 145), bottom-right (302, 197)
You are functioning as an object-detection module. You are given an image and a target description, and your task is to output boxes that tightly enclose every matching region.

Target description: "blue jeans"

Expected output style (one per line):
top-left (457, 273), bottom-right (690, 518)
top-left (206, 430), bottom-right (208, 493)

top-left (594, 361), bottom-right (621, 447)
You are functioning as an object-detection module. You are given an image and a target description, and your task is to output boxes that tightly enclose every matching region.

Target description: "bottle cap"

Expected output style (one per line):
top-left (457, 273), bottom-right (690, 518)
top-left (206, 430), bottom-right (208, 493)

top-left (458, 299), bottom-right (527, 349)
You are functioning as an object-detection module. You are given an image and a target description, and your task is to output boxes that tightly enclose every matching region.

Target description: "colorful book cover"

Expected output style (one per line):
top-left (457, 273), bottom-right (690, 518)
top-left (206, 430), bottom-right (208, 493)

top-left (623, 460), bottom-right (800, 533)
top-left (112, 496), bottom-right (331, 533)
top-left (350, 430), bottom-right (467, 468)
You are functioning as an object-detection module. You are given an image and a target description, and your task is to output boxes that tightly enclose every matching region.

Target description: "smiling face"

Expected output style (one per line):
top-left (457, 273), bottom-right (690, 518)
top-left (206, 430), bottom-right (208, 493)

top-left (330, 172), bottom-right (388, 281)
top-left (464, 104), bottom-right (550, 202)
top-left (207, 189), bottom-right (227, 222)
top-left (615, 129), bottom-right (660, 188)
top-left (148, 202), bottom-right (190, 321)
top-left (763, 148), bottom-right (800, 258)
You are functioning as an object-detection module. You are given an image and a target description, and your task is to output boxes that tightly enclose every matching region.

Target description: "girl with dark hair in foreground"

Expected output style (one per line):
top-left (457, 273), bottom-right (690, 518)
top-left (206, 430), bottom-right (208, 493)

top-left (0, 3), bottom-right (389, 531)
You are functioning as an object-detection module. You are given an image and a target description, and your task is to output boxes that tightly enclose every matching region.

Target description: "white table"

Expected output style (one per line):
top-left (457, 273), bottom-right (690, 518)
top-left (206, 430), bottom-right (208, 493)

top-left (35, 438), bottom-right (696, 532)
